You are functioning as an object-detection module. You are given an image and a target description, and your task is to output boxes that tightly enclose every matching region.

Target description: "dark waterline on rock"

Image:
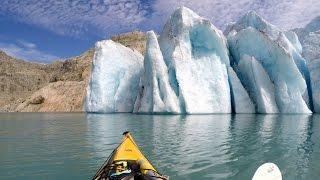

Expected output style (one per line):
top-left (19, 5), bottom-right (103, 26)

top-left (0, 113), bottom-right (320, 179)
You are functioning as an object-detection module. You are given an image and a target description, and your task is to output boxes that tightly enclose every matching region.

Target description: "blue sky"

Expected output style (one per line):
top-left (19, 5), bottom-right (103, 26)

top-left (0, 0), bottom-right (319, 63)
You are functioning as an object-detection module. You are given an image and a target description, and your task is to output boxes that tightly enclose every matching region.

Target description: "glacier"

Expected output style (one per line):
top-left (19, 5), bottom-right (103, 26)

top-left (284, 31), bottom-right (303, 54)
top-left (133, 31), bottom-right (180, 113)
top-left (155, 7), bottom-right (232, 113)
top-left (225, 11), bottom-right (311, 107)
top-left (237, 55), bottom-right (278, 113)
top-left (304, 31), bottom-right (320, 113)
top-left (85, 40), bottom-right (143, 113)
top-left (85, 7), bottom-right (318, 114)
top-left (227, 67), bottom-right (255, 113)
top-left (227, 11), bottom-right (312, 113)
top-left (224, 11), bottom-right (280, 40)
top-left (295, 16), bottom-right (320, 112)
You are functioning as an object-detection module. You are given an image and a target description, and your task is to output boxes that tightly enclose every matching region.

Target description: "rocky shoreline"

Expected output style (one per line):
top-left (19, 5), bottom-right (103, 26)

top-left (0, 31), bottom-right (146, 112)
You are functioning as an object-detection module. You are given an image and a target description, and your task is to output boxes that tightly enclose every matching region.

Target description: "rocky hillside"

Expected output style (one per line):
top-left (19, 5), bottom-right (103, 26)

top-left (111, 31), bottom-right (147, 54)
top-left (0, 51), bottom-right (49, 107)
top-left (0, 31), bottom-right (146, 112)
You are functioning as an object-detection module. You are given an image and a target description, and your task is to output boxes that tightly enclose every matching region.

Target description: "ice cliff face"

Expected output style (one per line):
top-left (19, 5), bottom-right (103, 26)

top-left (295, 16), bottom-right (320, 112)
top-left (85, 40), bottom-right (143, 113)
top-left (133, 31), bottom-right (180, 113)
top-left (303, 32), bottom-right (320, 113)
top-left (135, 7), bottom-right (232, 113)
top-left (237, 55), bottom-right (278, 113)
top-left (227, 67), bottom-right (255, 113)
top-left (86, 7), bottom-right (318, 114)
top-left (227, 11), bottom-right (312, 113)
top-left (156, 7), bottom-right (231, 113)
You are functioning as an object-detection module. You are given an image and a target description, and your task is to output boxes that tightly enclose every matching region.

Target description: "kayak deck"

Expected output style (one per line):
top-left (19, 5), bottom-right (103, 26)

top-left (93, 132), bottom-right (168, 180)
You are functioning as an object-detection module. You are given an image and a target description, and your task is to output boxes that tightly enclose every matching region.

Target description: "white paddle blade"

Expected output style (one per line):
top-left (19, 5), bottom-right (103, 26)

top-left (252, 163), bottom-right (282, 180)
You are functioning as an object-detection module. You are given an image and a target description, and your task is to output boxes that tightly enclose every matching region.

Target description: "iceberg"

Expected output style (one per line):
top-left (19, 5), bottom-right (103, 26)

top-left (84, 7), bottom-right (316, 114)
top-left (227, 67), bottom-right (255, 113)
top-left (133, 31), bottom-right (180, 113)
top-left (284, 30), bottom-right (303, 54)
top-left (226, 11), bottom-right (310, 89)
top-left (228, 11), bottom-right (313, 110)
top-left (227, 12), bottom-right (311, 113)
top-left (224, 11), bottom-right (280, 40)
top-left (304, 31), bottom-right (320, 112)
top-left (237, 55), bottom-right (278, 113)
top-left (304, 16), bottom-right (320, 33)
top-left (295, 16), bottom-right (320, 41)
top-left (309, 64), bottom-right (320, 113)
top-left (157, 7), bottom-right (231, 113)
top-left (85, 40), bottom-right (143, 113)
top-left (276, 32), bottom-right (312, 108)
top-left (297, 16), bottom-right (320, 112)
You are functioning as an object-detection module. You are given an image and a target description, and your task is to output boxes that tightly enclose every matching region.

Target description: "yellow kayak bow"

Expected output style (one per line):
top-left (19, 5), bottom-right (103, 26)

top-left (93, 131), bottom-right (168, 180)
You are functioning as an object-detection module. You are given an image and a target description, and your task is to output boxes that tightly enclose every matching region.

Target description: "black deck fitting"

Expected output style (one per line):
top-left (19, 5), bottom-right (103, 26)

top-left (123, 131), bottom-right (130, 135)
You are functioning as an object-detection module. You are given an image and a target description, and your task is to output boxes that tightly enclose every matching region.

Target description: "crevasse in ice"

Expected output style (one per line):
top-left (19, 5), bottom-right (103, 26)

top-left (227, 67), bottom-right (255, 113)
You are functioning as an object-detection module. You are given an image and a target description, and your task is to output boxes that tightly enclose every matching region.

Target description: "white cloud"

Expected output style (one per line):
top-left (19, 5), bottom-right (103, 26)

top-left (150, 0), bottom-right (320, 30)
top-left (0, 41), bottom-right (59, 63)
top-left (0, 0), bottom-right (150, 38)
top-left (17, 39), bottom-right (37, 49)
top-left (0, 0), bottom-right (319, 38)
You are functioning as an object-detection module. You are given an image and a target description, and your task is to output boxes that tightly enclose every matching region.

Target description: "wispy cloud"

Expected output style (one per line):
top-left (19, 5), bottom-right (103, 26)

top-left (0, 40), bottom-right (59, 63)
top-left (0, 0), bottom-right (151, 38)
top-left (0, 0), bottom-right (319, 38)
top-left (17, 39), bottom-right (37, 49)
top-left (150, 0), bottom-right (320, 30)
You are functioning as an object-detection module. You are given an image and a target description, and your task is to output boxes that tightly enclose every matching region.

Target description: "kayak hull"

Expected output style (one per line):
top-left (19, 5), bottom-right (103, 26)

top-left (93, 132), bottom-right (168, 180)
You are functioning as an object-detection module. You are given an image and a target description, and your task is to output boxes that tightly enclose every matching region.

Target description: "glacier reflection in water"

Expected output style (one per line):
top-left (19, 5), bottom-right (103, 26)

top-left (0, 113), bottom-right (320, 179)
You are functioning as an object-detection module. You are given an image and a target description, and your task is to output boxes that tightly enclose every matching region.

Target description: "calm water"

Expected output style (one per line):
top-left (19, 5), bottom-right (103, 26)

top-left (0, 113), bottom-right (320, 180)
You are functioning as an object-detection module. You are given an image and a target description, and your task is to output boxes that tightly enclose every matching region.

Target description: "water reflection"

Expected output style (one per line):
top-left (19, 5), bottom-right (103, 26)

top-left (306, 115), bottom-right (320, 179)
top-left (84, 114), bottom-right (320, 180)
top-left (295, 115), bottom-right (313, 179)
top-left (0, 113), bottom-right (319, 179)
